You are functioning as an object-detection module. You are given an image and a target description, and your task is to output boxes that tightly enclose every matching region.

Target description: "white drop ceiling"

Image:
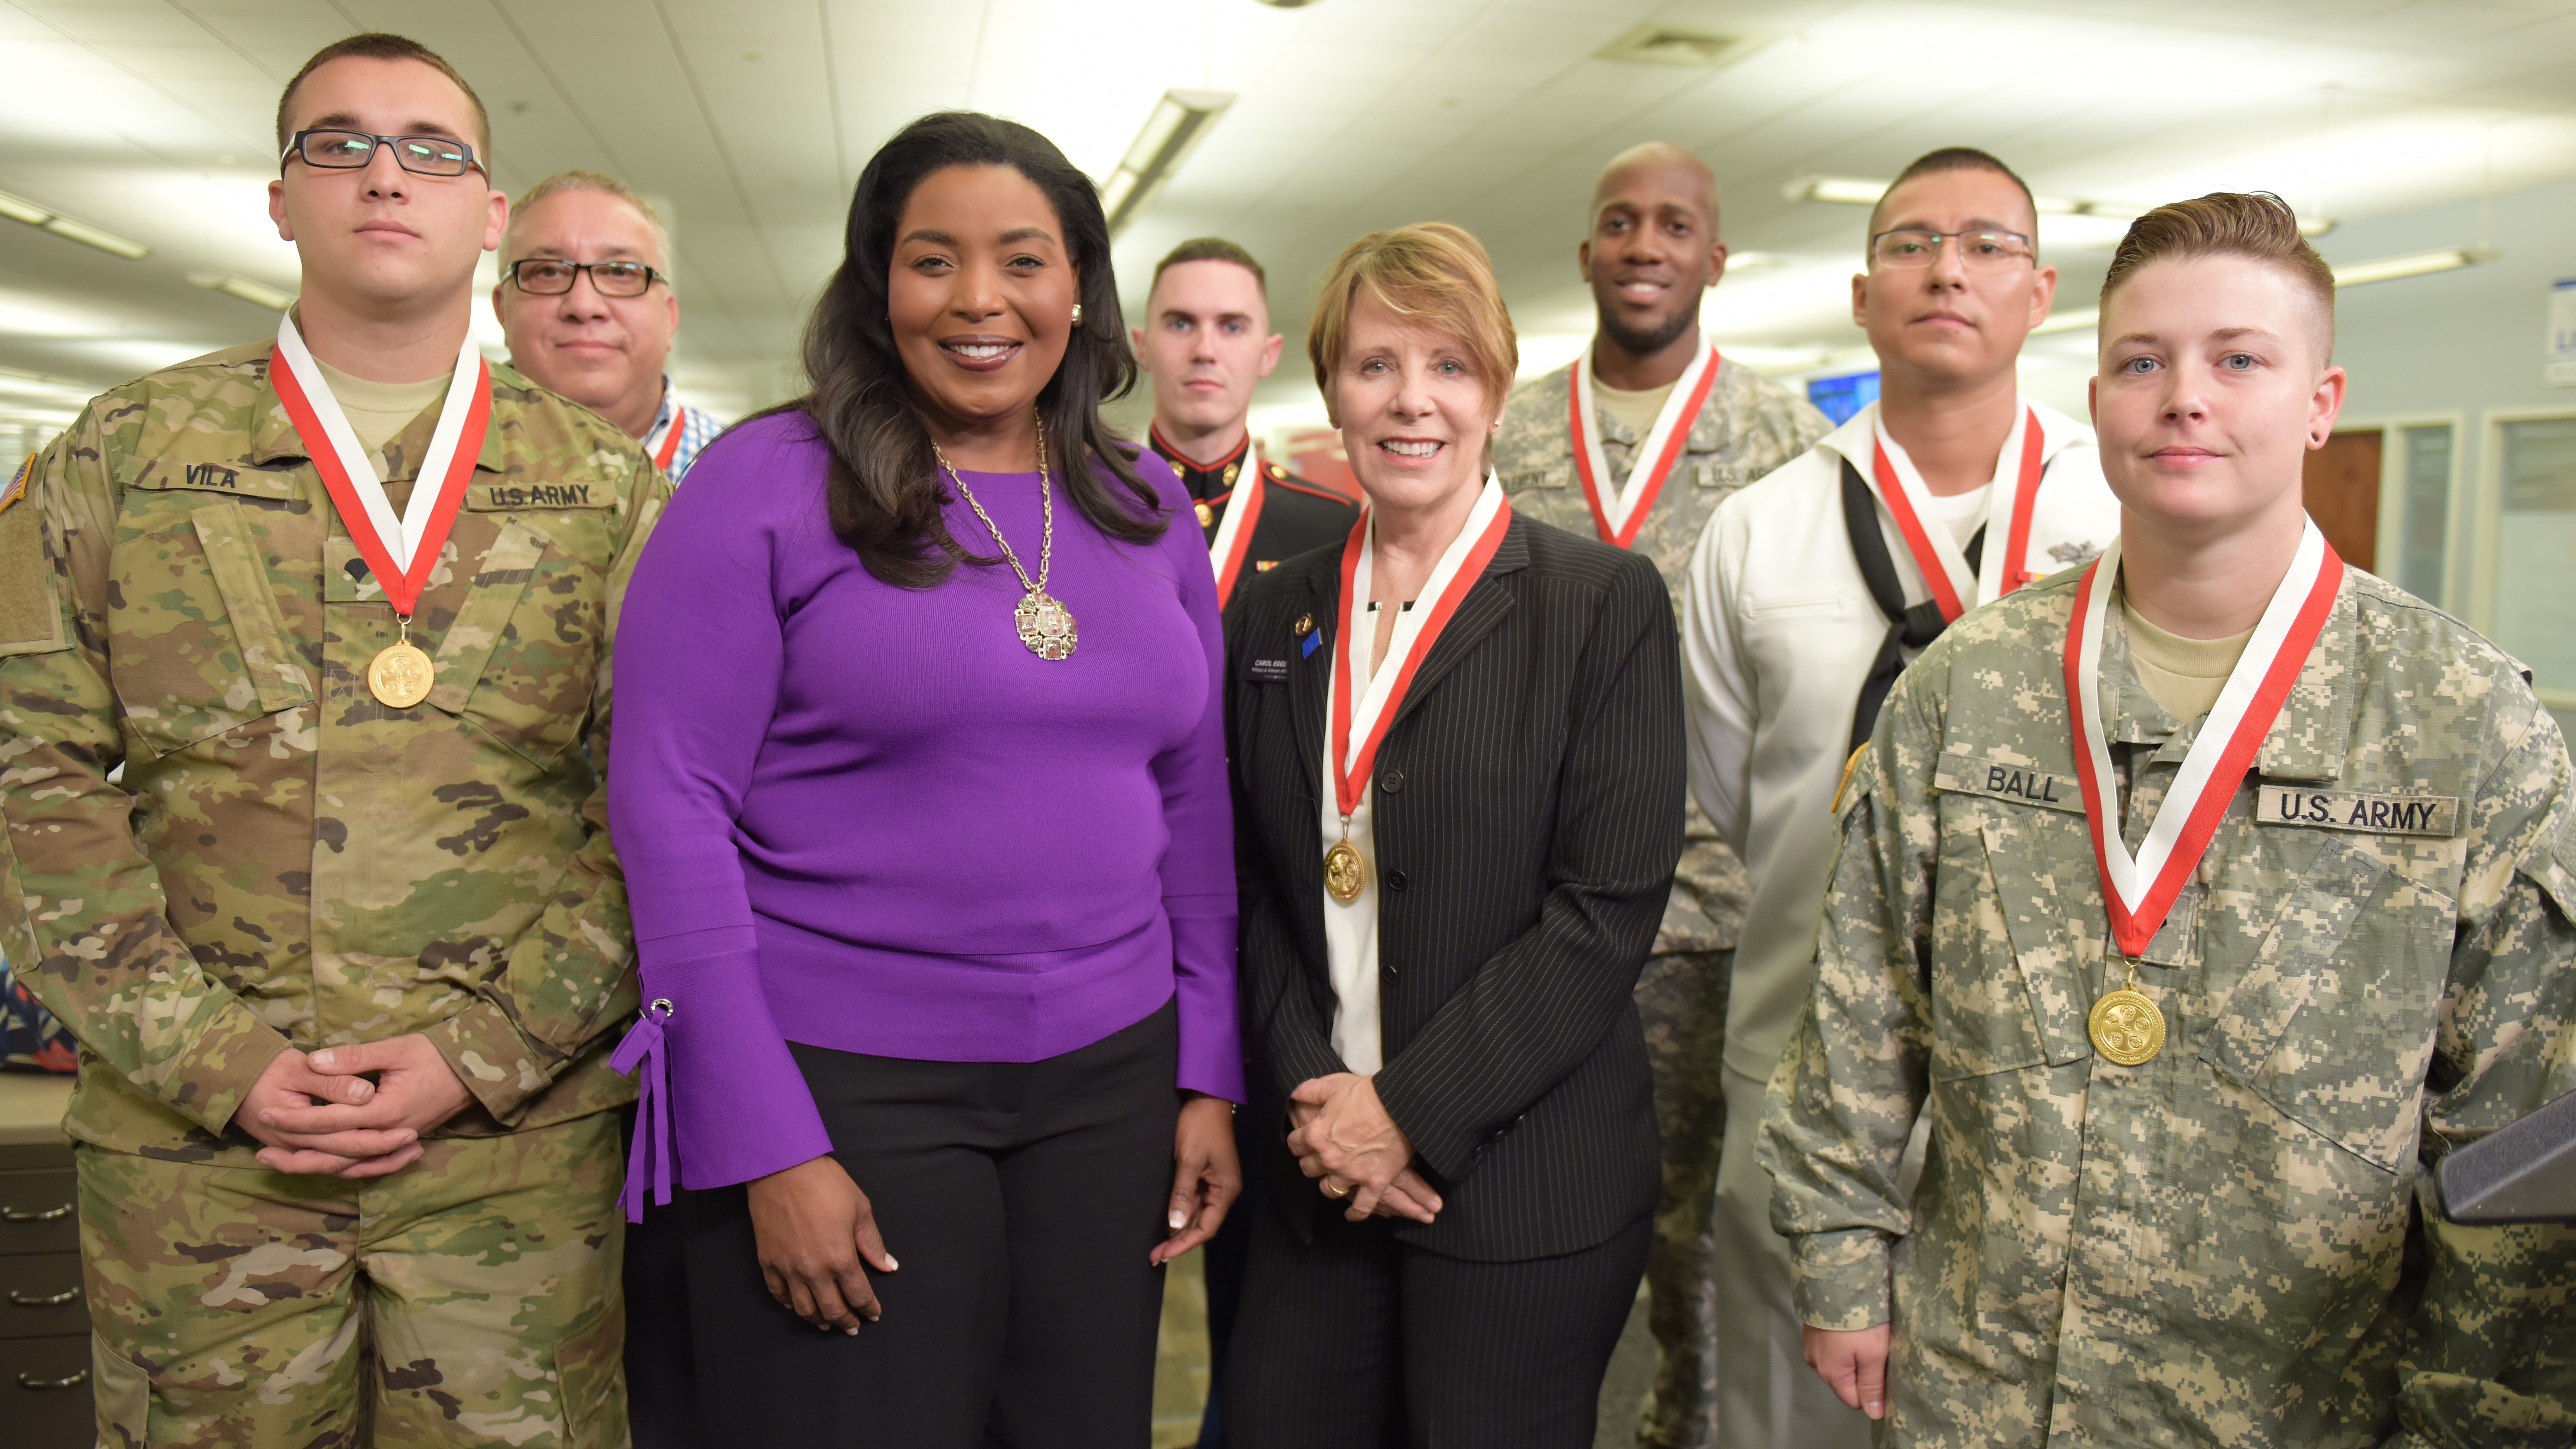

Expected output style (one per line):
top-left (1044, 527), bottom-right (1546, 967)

top-left (1, 0), bottom-right (2572, 435)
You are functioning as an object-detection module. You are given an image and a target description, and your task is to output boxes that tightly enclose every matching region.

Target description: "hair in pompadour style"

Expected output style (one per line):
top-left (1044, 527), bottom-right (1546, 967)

top-left (2100, 192), bottom-right (2337, 359)
top-left (277, 33), bottom-right (490, 157)
top-left (1151, 237), bottom-right (1269, 300)
top-left (1307, 222), bottom-right (1518, 426)
top-left (772, 110), bottom-right (1161, 591)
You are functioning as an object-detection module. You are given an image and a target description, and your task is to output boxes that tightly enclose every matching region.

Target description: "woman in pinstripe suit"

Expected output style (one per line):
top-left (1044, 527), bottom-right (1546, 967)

top-left (1221, 223), bottom-right (1688, 1448)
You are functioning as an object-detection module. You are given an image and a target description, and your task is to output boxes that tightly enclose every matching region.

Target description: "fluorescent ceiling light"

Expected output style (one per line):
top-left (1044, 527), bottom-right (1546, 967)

top-left (2330, 246), bottom-right (2497, 288)
top-left (1099, 89), bottom-right (1233, 238)
top-left (189, 271), bottom-right (295, 311)
top-left (0, 188), bottom-right (150, 259)
top-left (1783, 176), bottom-right (1887, 206)
top-left (1788, 176), bottom-right (2333, 236)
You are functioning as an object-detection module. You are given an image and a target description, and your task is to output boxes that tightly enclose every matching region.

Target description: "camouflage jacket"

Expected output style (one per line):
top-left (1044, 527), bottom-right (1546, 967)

top-left (1495, 350), bottom-right (1831, 955)
top-left (1763, 564), bottom-right (2576, 1448)
top-left (0, 341), bottom-right (668, 1164)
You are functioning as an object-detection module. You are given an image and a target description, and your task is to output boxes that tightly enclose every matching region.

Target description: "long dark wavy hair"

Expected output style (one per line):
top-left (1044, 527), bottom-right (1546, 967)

top-left (788, 111), bottom-right (1163, 587)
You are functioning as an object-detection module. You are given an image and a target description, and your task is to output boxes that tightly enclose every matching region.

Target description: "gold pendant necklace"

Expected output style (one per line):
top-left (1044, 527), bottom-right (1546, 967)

top-left (2087, 957), bottom-right (2165, 1066)
top-left (367, 616), bottom-right (435, 708)
top-left (937, 413), bottom-right (1076, 661)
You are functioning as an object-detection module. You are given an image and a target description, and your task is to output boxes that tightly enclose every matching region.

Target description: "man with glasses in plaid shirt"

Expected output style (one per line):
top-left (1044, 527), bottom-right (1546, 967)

top-left (0, 33), bottom-right (663, 1446)
top-left (495, 172), bottom-right (723, 483)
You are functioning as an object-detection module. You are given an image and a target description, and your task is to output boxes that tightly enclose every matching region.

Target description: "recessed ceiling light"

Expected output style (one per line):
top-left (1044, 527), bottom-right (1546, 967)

top-left (189, 271), bottom-right (295, 311)
top-left (0, 188), bottom-right (150, 260)
top-left (2330, 246), bottom-right (2497, 287)
top-left (1099, 90), bottom-right (1233, 238)
top-left (1782, 176), bottom-right (1888, 206)
top-left (1596, 23), bottom-right (1758, 68)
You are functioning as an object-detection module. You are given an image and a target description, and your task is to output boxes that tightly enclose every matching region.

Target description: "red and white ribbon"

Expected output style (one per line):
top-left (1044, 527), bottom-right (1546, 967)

top-left (646, 402), bottom-right (688, 472)
top-left (270, 314), bottom-right (488, 618)
top-left (1328, 477), bottom-right (1511, 822)
top-left (1569, 341), bottom-right (1720, 549)
top-left (1206, 439), bottom-right (1267, 607)
top-left (1865, 404), bottom-right (2050, 621)
top-left (2065, 520), bottom-right (2343, 959)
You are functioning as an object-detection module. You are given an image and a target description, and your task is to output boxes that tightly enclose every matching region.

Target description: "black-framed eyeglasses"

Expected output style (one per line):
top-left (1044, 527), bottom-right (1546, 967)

top-left (1869, 228), bottom-right (2034, 269)
top-left (505, 258), bottom-right (669, 298)
top-left (282, 129), bottom-right (483, 179)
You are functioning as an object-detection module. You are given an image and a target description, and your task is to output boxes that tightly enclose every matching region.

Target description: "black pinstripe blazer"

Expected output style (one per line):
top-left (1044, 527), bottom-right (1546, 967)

top-left (1223, 512), bottom-right (1684, 1263)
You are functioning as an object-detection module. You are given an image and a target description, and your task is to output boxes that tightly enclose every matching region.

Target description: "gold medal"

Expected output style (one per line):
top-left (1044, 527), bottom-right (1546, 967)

top-left (368, 638), bottom-right (435, 709)
top-left (1014, 589), bottom-right (1078, 660)
top-left (1193, 500), bottom-right (1215, 528)
top-left (1324, 834), bottom-right (1365, 904)
top-left (2087, 961), bottom-right (2165, 1066)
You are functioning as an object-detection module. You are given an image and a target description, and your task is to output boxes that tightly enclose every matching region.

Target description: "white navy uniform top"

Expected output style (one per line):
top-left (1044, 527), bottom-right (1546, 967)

top-left (1680, 397), bottom-right (2122, 1081)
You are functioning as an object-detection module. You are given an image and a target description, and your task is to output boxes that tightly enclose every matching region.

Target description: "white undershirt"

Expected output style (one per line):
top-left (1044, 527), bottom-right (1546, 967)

top-left (1318, 602), bottom-right (1396, 1075)
top-left (1922, 482), bottom-right (1992, 548)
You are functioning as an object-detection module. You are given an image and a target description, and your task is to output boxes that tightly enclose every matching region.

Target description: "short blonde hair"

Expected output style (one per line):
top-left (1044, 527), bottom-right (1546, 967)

top-left (1308, 222), bottom-right (1517, 422)
top-left (504, 170), bottom-right (671, 276)
top-left (2101, 192), bottom-right (2333, 358)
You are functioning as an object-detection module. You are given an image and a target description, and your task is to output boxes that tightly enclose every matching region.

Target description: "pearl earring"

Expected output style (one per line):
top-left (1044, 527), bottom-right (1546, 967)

top-left (1071, 303), bottom-right (1084, 326)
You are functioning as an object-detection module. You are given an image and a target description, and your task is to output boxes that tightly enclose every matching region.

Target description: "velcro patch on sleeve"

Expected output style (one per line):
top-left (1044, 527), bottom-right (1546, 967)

top-left (2256, 784), bottom-right (2460, 838)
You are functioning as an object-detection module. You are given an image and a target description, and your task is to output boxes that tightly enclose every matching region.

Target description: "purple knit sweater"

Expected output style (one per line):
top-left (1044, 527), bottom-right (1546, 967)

top-left (608, 412), bottom-right (1241, 1191)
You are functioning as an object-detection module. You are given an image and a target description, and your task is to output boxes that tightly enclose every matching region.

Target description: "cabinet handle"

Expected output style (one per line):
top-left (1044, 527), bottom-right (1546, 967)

top-left (17, 1369), bottom-right (88, 1390)
top-left (1, 1203), bottom-right (72, 1223)
top-left (9, 1287), bottom-right (79, 1307)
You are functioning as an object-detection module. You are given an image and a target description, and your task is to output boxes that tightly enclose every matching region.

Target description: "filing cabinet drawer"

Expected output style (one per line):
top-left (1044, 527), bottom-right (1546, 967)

top-left (0, 1168), bottom-right (77, 1256)
top-left (0, 1252), bottom-right (83, 1338)
top-left (0, 1332), bottom-right (94, 1448)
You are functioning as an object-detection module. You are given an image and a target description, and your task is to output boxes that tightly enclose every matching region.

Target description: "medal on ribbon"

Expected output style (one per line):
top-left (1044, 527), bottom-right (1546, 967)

top-left (270, 315), bottom-right (490, 710)
top-left (1865, 405), bottom-right (2053, 621)
top-left (1568, 342), bottom-right (1720, 549)
top-left (2063, 520), bottom-right (2343, 1064)
top-left (1324, 479), bottom-right (1512, 903)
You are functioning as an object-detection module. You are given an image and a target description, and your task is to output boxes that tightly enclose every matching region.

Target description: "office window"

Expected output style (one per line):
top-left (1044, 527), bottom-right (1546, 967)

top-left (2387, 423), bottom-right (2453, 603)
top-left (2490, 416), bottom-right (2576, 727)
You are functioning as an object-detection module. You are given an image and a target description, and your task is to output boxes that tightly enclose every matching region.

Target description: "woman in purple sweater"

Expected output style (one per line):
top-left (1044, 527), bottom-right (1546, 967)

top-left (607, 111), bottom-right (1242, 1446)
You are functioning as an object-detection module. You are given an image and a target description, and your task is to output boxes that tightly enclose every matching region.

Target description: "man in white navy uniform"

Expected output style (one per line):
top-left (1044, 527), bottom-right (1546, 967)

top-left (1677, 145), bottom-right (2122, 1449)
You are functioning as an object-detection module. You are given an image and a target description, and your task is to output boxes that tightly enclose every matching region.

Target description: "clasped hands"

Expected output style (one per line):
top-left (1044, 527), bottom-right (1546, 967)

top-left (1287, 1072), bottom-right (1442, 1224)
top-left (238, 1037), bottom-right (475, 1178)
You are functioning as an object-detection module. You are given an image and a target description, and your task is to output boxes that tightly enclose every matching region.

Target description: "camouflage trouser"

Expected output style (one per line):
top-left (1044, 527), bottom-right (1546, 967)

top-left (78, 1111), bottom-right (627, 1448)
top-left (1632, 947), bottom-right (1730, 1449)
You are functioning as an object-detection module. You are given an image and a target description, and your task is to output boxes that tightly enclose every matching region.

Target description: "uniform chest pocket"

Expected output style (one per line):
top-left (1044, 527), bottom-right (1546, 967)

top-left (2197, 836), bottom-right (2446, 1174)
top-left (108, 501), bottom-right (317, 758)
top-left (1926, 806), bottom-right (2099, 1082)
top-left (422, 517), bottom-right (600, 765)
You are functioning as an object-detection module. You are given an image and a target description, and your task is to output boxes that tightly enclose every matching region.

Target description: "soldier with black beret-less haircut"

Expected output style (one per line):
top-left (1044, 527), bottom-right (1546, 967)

top-left (0, 30), bottom-right (664, 1446)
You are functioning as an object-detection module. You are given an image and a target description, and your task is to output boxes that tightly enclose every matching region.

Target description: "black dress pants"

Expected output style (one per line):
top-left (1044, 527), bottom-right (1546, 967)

top-left (1223, 1196), bottom-right (1651, 1449)
top-left (677, 1000), bottom-right (1180, 1448)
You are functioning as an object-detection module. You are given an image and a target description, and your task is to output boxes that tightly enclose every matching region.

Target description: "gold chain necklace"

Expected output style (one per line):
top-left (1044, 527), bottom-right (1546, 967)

top-left (934, 413), bottom-right (1078, 661)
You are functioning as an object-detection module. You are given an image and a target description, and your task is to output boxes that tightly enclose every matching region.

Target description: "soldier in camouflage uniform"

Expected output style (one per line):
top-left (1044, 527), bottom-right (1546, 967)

top-left (1767, 194), bottom-right (2576, 1447)
top-left (0, 35), bottom-right (663, 1447)
top-left (1492, 141), bottom-right (1830, 1449)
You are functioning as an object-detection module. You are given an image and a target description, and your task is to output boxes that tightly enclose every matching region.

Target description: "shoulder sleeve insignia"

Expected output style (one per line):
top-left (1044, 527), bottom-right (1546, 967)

top-left (0, 455), bottom-right (29, 516)
top-left (1832, 744), bottom-right (1872, 816)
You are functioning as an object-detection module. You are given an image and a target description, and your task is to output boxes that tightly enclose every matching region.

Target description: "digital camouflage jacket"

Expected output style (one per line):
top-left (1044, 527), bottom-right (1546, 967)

top-left (1495, 351), bottom-right (1830, 956)
top-left (1764, 563), bottom-right (2576, 1448)
top-left (0, 340), bottom-right (668, 1164)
